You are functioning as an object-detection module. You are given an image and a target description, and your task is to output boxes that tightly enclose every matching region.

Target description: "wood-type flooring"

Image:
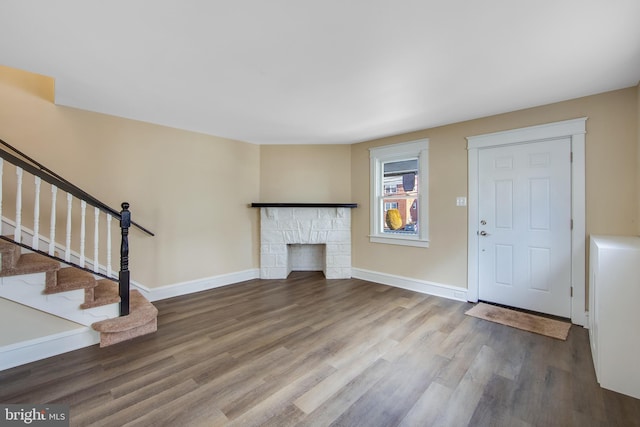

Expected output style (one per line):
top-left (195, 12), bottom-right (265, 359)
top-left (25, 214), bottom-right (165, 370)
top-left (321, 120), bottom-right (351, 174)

top-left (1, 272), bottom-right (639, 426)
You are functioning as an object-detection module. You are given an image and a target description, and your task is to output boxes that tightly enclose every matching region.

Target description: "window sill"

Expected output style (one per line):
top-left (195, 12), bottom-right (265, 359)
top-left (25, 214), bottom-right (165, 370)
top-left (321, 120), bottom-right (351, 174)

top-left (369, 235), bottom-right (430, 248)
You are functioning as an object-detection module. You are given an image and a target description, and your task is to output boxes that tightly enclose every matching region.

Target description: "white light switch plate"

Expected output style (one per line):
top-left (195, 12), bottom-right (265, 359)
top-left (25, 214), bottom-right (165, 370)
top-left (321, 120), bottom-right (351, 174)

top-left (456, 197), bottom-right (467, 207)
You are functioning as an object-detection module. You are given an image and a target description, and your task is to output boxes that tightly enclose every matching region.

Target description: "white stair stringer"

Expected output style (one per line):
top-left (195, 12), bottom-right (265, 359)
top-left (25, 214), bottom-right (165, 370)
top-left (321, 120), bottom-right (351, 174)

top-left (0, 273), bottom-right (119, 326)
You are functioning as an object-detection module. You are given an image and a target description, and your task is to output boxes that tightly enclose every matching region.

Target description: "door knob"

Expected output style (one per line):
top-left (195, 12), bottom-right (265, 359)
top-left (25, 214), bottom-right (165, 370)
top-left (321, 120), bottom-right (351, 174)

top-left (479, 231), bottom-right (489, 236)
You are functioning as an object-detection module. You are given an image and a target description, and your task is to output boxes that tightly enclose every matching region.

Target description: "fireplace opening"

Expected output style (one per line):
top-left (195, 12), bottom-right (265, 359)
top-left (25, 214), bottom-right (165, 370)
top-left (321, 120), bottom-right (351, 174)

top-left (287, 244), bottom-right (326, 276)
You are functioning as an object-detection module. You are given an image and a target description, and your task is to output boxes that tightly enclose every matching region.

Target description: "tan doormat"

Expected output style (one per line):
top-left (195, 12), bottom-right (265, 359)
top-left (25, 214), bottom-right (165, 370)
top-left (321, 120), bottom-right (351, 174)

top-left (465, 302), bottom-right (571, 340)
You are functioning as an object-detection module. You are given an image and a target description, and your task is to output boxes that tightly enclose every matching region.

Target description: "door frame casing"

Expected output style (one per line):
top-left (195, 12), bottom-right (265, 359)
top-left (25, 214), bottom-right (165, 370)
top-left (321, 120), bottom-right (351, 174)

top-left (466, 117), bottom-right (587, 326)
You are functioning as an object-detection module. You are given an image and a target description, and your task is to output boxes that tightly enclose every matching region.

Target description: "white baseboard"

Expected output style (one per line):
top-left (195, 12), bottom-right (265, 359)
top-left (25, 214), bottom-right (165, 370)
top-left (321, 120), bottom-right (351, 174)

top-left (0, 327), bottom-right (100, 371)
top-left (136, 267), bottom-right (466, 303)
top-left (139, 268), bottom-right (467, 304)
top-left (133, 269), bottom-right (260, 302)
top-left (351, 268), bottom-right (468, 302)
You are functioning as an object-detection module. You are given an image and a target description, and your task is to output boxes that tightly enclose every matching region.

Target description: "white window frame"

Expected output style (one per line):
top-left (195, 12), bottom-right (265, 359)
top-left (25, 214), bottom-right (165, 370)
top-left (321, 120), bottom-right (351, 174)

top-left (369, 139), bottom-right (429, 247)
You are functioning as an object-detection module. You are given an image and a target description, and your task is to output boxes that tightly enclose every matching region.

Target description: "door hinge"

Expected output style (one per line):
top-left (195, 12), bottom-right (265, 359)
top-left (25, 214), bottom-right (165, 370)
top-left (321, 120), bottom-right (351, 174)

top-left (570, 286), bottom-right (573, 297)
top-left (570, 152), bottom-right (573, 162)
top-left (571, 219), bottom-right (574, 230)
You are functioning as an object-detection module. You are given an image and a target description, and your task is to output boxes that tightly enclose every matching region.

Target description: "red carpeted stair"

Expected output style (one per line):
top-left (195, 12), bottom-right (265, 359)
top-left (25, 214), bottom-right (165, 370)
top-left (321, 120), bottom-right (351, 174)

top-left (0, 239), bottom-right (157, 347)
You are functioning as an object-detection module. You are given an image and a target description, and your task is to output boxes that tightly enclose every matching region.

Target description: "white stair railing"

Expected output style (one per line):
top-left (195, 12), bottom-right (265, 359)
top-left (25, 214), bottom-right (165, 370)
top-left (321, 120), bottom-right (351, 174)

top-left (106, 214), bottom-right (113, 277)
top-left (48, 185), bottom-right (57, 256)
top-left (14, 167), bottom-right (22, 243)
top-left (32, 176), bottom-right (41, 251)
top-left (94, 207), bottom-right (99, 273)
top-left (79, 200), bottom-right (86, 268)
top-left (1, 163), bottom-right (119, 280)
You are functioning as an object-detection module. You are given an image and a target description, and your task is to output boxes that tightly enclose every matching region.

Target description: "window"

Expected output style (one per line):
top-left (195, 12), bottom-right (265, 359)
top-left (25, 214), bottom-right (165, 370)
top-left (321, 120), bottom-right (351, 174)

top-left (369, 139), bottom-right (429, 247)
top-left (384, 185), bottom-right (398, 194)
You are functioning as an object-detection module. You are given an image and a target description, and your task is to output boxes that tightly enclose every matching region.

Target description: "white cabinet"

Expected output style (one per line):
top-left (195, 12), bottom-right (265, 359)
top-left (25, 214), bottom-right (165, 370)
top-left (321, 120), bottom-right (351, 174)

top-left (589, 235), bottom-right (640, 398)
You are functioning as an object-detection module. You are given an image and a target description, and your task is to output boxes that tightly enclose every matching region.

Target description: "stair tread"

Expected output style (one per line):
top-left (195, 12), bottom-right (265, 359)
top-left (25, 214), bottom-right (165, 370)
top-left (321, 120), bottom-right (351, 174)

top-left (92, 290), bottom-right (157, 333)
top-left (81, 279), bottom-right (120, 309)
top-left (44, 267), bottom-right (97, 294)
top-left (0, 252), bottom-right (60, 276)
top-left (94, 279), bottom-right (119, 299)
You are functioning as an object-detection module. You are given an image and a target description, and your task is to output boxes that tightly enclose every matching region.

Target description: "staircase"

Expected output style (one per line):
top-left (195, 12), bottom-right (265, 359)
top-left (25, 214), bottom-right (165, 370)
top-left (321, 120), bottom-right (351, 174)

top-left (0, 238), bottom-right (157, 347)
top-left (0, 137), bottom-right (157, 369)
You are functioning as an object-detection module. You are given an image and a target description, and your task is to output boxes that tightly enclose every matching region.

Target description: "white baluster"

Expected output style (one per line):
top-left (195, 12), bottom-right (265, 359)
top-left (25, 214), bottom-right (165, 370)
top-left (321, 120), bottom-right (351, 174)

top-left (49, 185), bottom-right (57, 256)
top-left (65, 193), bottom-right (72, 262)
top-left (33, 176), bottom-right (41, 250)
top-left (94, 207), bottom-right (100, 273)
top-left (14, 167), bottom-right (23, 243)
top-left (107, 214), bottom-right (113, 277)
top-left (0, 159), bottom-right (3, 236)
top-left (79, 200), bottom-right (86, 267)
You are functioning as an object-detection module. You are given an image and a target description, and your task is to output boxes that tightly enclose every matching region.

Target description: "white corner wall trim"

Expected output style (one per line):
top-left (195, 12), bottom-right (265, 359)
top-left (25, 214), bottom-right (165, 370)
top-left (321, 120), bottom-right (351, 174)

top-left (133, 269), bottom-right (260, 302)
top-left (351, 268), bottom-right (468, 302)
top-left (0, 327), bottom-right (99, 371)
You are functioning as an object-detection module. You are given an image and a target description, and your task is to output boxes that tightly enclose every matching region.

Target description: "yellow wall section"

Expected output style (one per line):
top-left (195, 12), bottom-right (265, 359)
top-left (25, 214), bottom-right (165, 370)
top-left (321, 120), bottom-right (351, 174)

top-left (351, 87), bottom-right (638, 289)
top-left (0, 65), bottom-right (55, 102)
top-left (259, 145), bottom-right (351, 203)
top-left (0, 68), bottom-right (260, 288)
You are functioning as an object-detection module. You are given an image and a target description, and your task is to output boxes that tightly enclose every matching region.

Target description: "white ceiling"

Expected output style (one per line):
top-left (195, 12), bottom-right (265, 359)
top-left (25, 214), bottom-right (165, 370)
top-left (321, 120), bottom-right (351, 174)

top-left (1, 1), bottom-right (639, 145)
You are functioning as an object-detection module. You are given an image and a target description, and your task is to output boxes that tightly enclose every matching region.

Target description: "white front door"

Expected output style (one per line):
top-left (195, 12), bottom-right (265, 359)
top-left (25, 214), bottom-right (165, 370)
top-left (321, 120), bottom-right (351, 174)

top-left (477, 138), bottom-right (572, 317)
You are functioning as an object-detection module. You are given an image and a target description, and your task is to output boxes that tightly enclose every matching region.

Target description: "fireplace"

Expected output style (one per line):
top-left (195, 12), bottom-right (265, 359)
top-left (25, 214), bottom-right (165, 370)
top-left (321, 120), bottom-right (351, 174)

top-left (251, 203), bottom-right (357, 279)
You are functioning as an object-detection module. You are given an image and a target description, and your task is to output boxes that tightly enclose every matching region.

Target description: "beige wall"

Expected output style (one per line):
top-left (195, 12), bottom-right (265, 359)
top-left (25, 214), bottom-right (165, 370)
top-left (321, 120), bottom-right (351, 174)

top-left (351, 87), bottom-right (639, 289)
top-left (2, 65), bottom-right (638, 297)
top-left (0, 67), bottom-right (261, 288)
top-left (259, 145), bottom-right (351, 202)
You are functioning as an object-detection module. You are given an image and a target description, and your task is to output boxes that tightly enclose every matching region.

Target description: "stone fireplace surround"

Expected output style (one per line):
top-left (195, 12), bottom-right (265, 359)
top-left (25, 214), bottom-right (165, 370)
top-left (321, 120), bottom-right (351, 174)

top-left (251, 203), bottom-right (357, 279)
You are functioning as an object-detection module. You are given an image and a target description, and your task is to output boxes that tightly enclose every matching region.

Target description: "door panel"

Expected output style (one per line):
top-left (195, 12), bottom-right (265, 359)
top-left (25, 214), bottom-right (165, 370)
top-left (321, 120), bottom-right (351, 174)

top-left (495, 244), bottom-right (513, 285)
top-left (495, 180), bottom-right (513, 228)
top-left (478, 138), bottom-right (572, 317)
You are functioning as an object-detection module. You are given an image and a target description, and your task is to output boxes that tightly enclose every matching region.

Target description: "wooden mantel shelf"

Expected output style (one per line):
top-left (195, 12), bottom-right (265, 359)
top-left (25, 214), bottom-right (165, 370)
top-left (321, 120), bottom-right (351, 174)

top-left (250, 203), bottom-right (357, 208)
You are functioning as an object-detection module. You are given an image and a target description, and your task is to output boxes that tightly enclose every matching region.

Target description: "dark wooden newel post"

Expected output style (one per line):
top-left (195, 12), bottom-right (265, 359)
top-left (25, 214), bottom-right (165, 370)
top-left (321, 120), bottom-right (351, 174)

top-left (119, 202), bottom-right (131, 316)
